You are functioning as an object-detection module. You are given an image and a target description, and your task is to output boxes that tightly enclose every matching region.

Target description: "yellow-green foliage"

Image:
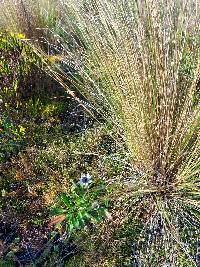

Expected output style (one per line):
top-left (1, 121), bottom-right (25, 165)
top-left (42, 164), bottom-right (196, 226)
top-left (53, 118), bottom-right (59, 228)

top-left (0, 32), bottom-right (42, 106)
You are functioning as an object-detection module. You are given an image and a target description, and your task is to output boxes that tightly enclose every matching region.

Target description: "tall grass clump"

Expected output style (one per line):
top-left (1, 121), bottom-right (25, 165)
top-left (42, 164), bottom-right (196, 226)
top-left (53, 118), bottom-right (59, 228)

top-left (43, 0), bottom-right (200, 265)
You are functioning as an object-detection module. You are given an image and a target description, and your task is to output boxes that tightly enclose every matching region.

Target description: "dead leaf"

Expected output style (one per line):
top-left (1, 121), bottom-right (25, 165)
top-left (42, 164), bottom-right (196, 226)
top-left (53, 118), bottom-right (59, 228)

top-left (48, 215), bottom-right (66, 227)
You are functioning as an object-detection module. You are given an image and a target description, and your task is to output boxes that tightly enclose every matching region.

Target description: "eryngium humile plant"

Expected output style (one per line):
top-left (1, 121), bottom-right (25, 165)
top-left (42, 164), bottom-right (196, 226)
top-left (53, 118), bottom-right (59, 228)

top-left (13, 0), bottom-right (200, 265)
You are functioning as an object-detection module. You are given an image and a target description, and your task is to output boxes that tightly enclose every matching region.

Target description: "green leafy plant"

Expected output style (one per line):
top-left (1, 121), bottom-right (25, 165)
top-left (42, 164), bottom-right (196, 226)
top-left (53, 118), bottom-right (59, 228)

top-left (51, 174), bottom-right (109, 235)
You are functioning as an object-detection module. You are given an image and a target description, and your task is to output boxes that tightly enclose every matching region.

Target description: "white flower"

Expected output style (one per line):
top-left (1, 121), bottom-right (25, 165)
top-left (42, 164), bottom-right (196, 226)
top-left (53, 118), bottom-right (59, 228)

top-left (79, 173), bottom-right (92, 187)
top-left (0, 99), bottom-right (3, 104)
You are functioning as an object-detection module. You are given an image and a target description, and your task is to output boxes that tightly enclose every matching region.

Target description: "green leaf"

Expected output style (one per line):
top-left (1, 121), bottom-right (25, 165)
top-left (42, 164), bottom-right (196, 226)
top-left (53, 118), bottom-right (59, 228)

top-left (98, 207), bottom-right (107, 216)
top-left (94, 216), bottom-right (103, 223)
top-left (68, 222), bottom-right (74, 233)
top-left (61, 193), bottom-right (72, 207)
top-left (51, 207), bottom-right (66, 216)
top-left (83, 211), bottom-right (92, 220)
top-left (77, 211), bottom-right (85, 227)
top-left (73, 218), bottom-right (80, 229)
top-left (104, 198), bottom-right (110, 208)
top-left (74, 184), bottom-right (85, 196)
top-left (67, 213), bottom-right (73, 222)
